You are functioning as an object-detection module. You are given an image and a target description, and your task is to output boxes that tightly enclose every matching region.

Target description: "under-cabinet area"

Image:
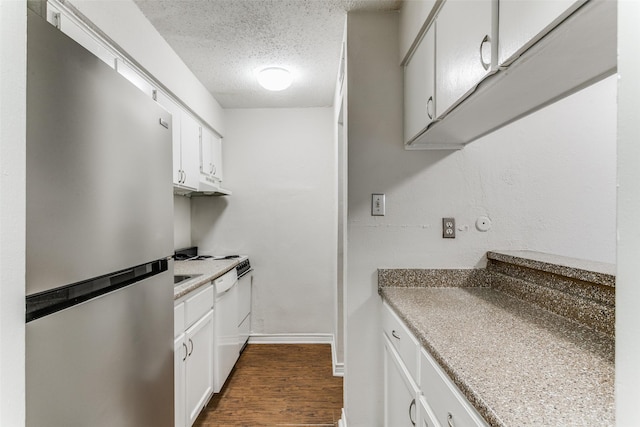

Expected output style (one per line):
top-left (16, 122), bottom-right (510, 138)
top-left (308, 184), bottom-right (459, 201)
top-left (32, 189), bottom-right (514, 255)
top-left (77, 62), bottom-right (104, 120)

top-left (379, 251), bottom-right (615, 427)
top-left (173, 257), bottom-right (253, 427)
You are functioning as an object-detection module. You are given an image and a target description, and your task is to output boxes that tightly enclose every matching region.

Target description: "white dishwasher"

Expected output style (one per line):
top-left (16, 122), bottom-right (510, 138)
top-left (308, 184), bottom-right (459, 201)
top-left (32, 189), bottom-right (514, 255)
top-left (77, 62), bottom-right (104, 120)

top-left (213, 268), bottom-right (238, 393)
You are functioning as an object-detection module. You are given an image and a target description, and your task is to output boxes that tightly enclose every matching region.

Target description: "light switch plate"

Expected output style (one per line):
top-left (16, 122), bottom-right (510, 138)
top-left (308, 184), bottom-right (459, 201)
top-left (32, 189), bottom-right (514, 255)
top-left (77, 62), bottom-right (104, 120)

top-left (372, 194), bottom-right (385, 216)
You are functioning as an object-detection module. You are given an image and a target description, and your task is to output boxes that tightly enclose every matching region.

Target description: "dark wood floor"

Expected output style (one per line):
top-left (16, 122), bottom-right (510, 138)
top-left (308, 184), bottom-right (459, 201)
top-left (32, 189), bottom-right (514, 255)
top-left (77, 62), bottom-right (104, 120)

top-left (194, 344), bottom-right (343, 427)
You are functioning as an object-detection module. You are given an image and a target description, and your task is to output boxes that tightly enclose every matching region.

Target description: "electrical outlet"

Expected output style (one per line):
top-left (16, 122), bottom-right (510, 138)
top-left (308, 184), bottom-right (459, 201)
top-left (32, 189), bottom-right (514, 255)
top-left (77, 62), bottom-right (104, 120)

top-left (443, 218), bottom-right (455, 238)
top-left (372, 194), bottom-right (385, 216)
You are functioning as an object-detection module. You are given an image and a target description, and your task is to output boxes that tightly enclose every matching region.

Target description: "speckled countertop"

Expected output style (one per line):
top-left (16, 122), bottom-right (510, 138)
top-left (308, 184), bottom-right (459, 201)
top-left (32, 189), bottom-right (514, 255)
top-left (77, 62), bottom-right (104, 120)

top-left (173, 259), bottom-right (241, 299)
top-left (487, 250), bottom-right (615, 287)
top-left (380, 287), bottom-right (615, 427)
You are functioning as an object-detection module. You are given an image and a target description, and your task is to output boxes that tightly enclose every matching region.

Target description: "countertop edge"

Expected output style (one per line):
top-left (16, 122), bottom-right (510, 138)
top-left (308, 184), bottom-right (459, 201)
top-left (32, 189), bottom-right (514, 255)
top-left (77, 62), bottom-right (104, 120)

top-left (173, 260), bottom-right (240, 300)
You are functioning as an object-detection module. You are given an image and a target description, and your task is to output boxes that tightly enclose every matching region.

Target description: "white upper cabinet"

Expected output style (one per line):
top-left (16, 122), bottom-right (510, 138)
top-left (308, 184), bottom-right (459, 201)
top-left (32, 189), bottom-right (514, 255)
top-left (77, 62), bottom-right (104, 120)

top-left (399, 0), bottom-right (438, 62)
top-left (401, 0), bottom-right (616, 149)
top-left (179, 112), bottom-right (202, 191)
top-left (435, 0), bottom-right (496, 117)
top-left (200, 127), bottom-right (224, 184)
top-left (499, 0), bottom-right (585, 66)
top-left (404, 24), bottom-right (436, 144)
top-left (115, 58), bottom-right (157, 99)
top-left (155, 91), bottom-right (185, 188)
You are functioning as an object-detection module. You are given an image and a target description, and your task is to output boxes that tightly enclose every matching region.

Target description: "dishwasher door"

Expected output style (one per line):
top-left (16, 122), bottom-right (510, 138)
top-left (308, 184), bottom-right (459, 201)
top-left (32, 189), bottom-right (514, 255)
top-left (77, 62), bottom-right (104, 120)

top-left (214, 275), bottom-right (239, 393)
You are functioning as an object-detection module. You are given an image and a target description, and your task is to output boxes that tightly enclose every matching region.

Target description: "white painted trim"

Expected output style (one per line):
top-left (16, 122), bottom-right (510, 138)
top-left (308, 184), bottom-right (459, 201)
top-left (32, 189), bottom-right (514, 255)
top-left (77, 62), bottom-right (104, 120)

top-left (338, 408), bottom-right (347, 427)
top-left (248, 333), bottom-right (334, 345)
top-left (248, 334), bottom-right (345, 377)
top-left (332, 341), bottom-right (345, 377)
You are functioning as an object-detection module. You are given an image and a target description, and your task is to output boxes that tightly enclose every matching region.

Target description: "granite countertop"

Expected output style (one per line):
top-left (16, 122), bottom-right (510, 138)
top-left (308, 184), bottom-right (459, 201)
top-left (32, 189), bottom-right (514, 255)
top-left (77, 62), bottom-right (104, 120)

top-left (380, 287), bottom-right (615, 427)
top-left (173, 259), bottom-right (241, 299)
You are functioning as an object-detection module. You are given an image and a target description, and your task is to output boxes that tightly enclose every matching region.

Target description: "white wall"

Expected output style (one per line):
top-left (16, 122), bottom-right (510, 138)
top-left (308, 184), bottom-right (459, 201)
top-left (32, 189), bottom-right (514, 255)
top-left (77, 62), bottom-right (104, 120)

top-left (191, 108), bottom-right (337, 336)
top-left (66, 0), bottom-right (225, 135)
top-left (173, 195), bottom-right (192, 250)
top-left (344, 11), bottom-right (617, 426)
top-left (0, 1), bottom-right (26, 425)
top-left (616, 0), bottom-right (640, 423)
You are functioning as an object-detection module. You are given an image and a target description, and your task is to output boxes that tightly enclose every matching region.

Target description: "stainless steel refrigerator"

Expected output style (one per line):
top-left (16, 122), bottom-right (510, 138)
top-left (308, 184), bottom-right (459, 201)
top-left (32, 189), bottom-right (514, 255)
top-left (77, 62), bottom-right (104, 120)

top-left (25, 11), bottom-right (174, 427)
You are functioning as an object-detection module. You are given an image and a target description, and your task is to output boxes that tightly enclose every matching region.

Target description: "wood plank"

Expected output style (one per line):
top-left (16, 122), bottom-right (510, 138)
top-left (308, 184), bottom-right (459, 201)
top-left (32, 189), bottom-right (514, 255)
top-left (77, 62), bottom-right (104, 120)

top-left (194, 344), bottom-right (343, 426)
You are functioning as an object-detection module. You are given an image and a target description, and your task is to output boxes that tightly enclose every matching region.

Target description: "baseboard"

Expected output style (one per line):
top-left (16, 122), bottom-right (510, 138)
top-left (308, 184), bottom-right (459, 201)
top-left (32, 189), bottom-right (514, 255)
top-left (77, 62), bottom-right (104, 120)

top-left (332, 341), bottom-right (345, 377)
top-left (248, 334), bottom-right (344, 377)
top-left (248, 333), bottom-right (334, 344)
top-left (338, 408), bottom-right (347, 427)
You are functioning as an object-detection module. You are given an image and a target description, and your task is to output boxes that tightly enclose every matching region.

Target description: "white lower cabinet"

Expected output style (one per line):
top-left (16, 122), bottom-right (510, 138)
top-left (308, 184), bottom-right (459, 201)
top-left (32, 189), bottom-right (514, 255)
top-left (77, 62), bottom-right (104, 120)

top-left (384, 336), bottom-right (419, 427)
top-left (418, 395), bottom-right (440, 427)
top-left (383, 303), bottom-right (488, 427)
top-left (420, 347), bottom-right (487, 427)
top-left (175, 285), bottom-right (215, 427)
top-left (185, 311), bottom-right (214, 426)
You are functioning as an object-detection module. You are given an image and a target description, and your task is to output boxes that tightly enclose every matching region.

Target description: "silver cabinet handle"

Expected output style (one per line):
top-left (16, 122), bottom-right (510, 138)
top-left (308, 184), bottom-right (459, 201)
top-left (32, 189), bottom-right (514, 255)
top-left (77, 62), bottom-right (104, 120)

top-left (409, 398), bottom-right (416, 426)
top-left (182, 170), bottom-right (187, 184)
top-left (391, 330), bottom-right (400, 340)
top-left (447, 412), bottom-right (455, 427)
top-left (426, 96), bottom-right (434, 120)
top-left (211, 164), bottom-right (217, 175)
top-left (479, 35), bottom-right (491, 71)
top-left (188, 338), bottom-right (194, 356)
top-left (182, 342), bottom-right (188, 361)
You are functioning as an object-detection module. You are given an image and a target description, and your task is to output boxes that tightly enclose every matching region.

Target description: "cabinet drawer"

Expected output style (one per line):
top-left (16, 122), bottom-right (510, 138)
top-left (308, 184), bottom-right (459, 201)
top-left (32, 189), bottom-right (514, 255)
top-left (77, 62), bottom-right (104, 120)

top-left (185, 284), bottom-right (214, 329)
top-left (382, 302), bottom-right (419, 382)
top-left (174, 302), bottom-right (185, 338)
top-left (420, 347), bottom-right (488, 427)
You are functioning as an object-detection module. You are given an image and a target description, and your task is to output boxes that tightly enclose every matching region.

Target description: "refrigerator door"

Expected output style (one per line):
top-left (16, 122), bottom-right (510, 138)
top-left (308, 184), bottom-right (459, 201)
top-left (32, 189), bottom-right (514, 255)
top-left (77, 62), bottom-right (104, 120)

top-left (26, 266), bottom-right (174, 427)
top-left (26, 10), bottom-right (173, 296)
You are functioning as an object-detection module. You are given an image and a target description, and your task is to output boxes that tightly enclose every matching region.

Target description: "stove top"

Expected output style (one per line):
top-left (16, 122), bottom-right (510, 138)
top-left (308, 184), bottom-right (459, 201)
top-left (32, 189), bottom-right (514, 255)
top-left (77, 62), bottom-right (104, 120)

top-left (174, 248), bottom-right (249, 273)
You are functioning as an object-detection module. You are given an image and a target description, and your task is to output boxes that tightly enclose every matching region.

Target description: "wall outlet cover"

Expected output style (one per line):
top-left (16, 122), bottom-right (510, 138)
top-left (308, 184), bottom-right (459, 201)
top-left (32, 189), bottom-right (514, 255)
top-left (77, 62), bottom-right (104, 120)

top-left (443, 217), bottom-right (455, 238)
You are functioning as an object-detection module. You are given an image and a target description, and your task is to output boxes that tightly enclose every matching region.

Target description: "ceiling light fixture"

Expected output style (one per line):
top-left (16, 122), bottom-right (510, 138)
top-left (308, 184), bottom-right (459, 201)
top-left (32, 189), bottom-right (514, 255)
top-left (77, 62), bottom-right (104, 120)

top-left (257, 67), bottom-right (293, 91)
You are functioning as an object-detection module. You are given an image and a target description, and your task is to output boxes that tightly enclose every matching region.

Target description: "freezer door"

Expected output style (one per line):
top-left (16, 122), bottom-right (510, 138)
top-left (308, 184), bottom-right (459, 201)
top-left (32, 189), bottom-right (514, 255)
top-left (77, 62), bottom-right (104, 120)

top-left (26, 11), bottom-right (173, 295)
top-left (26, 268), bottom-right (174, 427)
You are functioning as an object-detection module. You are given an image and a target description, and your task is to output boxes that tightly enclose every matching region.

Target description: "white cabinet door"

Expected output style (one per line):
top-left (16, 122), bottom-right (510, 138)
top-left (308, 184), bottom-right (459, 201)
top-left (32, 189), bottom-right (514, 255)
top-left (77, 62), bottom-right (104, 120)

top-left (212, 136), bottom-right (223, 182)
top-left (384, 337), bottom-right (419, 427)
top-left (435, 0), bottom-right (494, 117)
top-left (155, 91), bottom-right (183, 186)
top-left (115, 59), bottom-right (156, 99)
top-left (174, 334), bottom-right (187, 427)
top-left (499, 0), bottom-right (583, 66)
top-left (185, 310), bottom-right (214, 427)
top-left (200, 127), bottom-right (223, 183)
top-left (399, 0), bottom-right (437, 61)
top-left (179, 111), bottom-right (202, 190)
top-left (404, 24), bottom-right (436, 144)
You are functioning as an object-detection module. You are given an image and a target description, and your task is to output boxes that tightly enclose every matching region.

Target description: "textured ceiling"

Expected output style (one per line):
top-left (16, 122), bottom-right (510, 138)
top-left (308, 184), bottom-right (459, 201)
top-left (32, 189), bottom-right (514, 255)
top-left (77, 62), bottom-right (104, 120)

top-left (134, 0), bottom-right (401, 108)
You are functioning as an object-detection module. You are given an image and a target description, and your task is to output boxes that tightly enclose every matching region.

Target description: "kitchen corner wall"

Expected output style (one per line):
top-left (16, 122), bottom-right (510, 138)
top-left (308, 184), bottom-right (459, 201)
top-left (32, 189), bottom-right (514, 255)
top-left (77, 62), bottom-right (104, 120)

top-left (174, 195), bottom-right (192, 250)
top-left (191, 107), bottom-right (337, 336)
top-left (344, 11), bottom-right (616, 426)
